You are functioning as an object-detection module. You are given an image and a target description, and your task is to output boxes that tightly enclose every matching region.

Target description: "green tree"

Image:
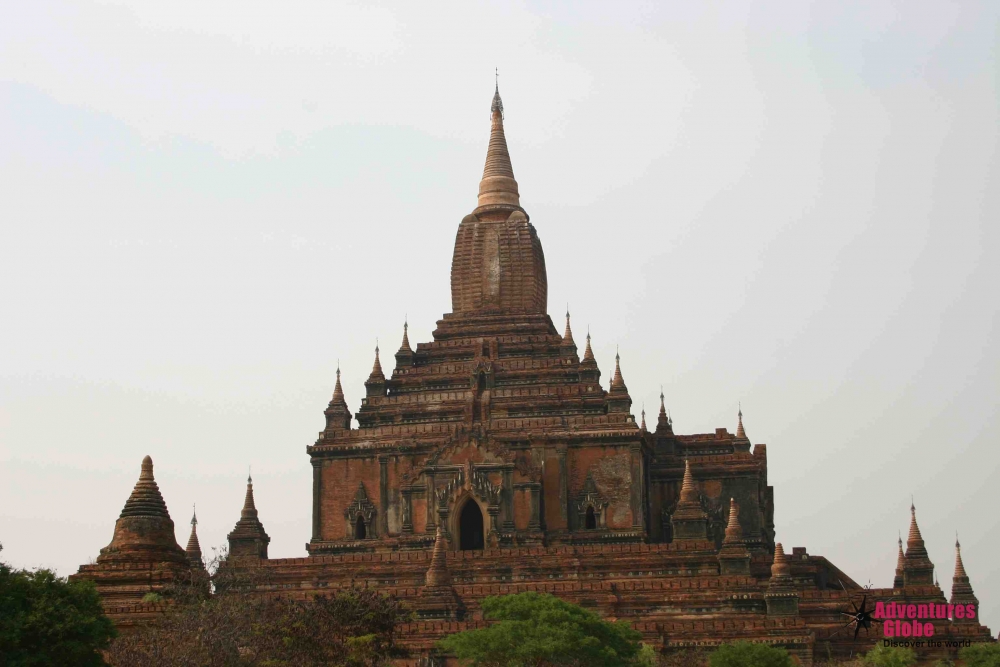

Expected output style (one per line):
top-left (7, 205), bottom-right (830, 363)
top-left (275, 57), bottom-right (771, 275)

top-left (0, 544), bottom-right (116, 667)
top-left (708, 641), bottom-right (793, 667)
top-left (959, 643), bottom-right (1000, 667)
top-left (861, 644), bottom-right (916, 667)
top-left (436, 591), bottom-right (645, 666)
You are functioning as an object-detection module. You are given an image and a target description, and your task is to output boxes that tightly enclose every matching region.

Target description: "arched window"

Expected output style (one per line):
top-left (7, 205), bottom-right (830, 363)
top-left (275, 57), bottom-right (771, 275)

top-left (355, 515), bottom-right (367, 539)
top-left (459, 501), bottom-right (485, 551)
top-left (585, 506), bottom-right (597, 530)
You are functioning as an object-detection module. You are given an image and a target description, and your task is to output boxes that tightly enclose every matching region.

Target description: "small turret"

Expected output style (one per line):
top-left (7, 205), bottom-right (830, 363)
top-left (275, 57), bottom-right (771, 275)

top-left (765, 543), bottom-right (800, 616)
top-left (605, 348), bottom-right (632, 413)
top-left (903, 502), bottom-right (935, 586)
top-left (415, 526), bottom-right (465, 621)
top-left (365, 343), bottom-right (387, 397)
top-left (578, 330), bottom-right (601, 384)
top-left (186, 505), bottom-right (205, 570)
top-left (560, 308), bottom-right (578, 361)
top-left (670, 460), bottom-right (708, 540)
top-left (950, 536), bottom-right (979, 620)
top-left (425, 525), bottom-right (451, 588)
top-left (656, 389), bottom-right (673, 436)
top-left (324, 364), bottom-right (352, 433)
top-left (227, 473), bottom-right (270, 560)
top-left (102, 456), bottom-right (187, 561)
top-left (70, 455), bottom-right (190, 606)
top-left (394, 319), bottom-right (414, 369)
top-left (734, 405), bottom-right (750, 451)
top-left (770, 542), bottom-right (792, 579)
top-left (718, 498), bottom-right (751, 574)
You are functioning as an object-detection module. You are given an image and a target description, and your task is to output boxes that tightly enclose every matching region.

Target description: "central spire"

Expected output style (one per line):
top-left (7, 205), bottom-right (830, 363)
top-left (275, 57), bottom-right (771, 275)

top-left (449, 83), bottom-right (547, 318)
top-left (475, 82), bottom-right (521, 214)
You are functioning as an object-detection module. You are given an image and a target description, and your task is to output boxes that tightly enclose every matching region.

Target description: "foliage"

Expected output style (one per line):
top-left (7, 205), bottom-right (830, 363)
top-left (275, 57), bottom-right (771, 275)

top-left (861, 644), bottom-right (916, 667)
top-left (436, 591), bottom-right (645, 666)
top-left (659, 648), bottom-right (710, 667)
top-left (107, 581), bottom-right (411, 666)
top-left (708, 641), bottom-right (793, 667)
top-left (960, 643), bottom-right (1000, 667)
top-left (635, 644), bottom-right (658, 667)
top-left (0, 544), bottom-right (116, 667)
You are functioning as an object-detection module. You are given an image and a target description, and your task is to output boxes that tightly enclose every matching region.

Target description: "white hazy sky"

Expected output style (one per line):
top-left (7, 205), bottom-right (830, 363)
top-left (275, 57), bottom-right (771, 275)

top-left (1, 0), bottom-right (998, 633)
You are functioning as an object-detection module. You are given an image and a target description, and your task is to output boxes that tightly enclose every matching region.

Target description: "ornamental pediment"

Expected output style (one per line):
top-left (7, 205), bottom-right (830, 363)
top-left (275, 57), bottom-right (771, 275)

top-left (426, 433), bottom-right (512, 468)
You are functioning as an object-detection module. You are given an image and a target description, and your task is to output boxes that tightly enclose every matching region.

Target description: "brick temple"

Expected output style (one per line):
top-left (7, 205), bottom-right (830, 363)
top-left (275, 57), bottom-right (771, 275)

top-left (73, 86), bottom-right (994, 664)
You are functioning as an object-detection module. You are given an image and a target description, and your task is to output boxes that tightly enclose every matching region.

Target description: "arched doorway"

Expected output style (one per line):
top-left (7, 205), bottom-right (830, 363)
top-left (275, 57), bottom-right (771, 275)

top-left (585, 506), bottom-right (597, 529)
top-left (458, 500), bottom-right (485, 551)
top-left (355, 515), bottom-right (367, 539)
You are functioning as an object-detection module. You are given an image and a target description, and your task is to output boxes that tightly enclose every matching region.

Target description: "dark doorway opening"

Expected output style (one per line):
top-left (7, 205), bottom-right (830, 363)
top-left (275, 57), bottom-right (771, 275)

top-left (585, 506), bottom-right (597, 529)
top-left (355, 516), bottom-right (367, 539)
top-left (459, 501), bottom-right (485, 551)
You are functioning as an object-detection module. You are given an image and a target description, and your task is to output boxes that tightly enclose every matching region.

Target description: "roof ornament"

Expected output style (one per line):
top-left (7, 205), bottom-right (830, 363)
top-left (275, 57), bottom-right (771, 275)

top-left (582, 327), bottom-right (595, 362)
top-left (400, 318), bottom-right (412, 351)
top-left (657, 386), bottom-right (671, 430)
top-left (491, 69), bottom-right (503, 117)
top-left (610, 346), bottom-right (626, 391)
top-left (562, 307), bottom-right (575, 346)
top-left (371, 340), bottom-right (384, 377)
top-left (186, 502), bottom-right (204, 568)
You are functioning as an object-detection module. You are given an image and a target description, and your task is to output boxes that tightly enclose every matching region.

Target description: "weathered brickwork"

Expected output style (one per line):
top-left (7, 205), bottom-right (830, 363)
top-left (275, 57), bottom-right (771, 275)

top-left (74, 87), bottom-right (994, 662)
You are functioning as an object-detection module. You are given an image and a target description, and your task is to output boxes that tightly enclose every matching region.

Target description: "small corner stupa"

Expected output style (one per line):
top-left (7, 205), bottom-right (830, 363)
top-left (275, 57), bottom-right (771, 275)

top-left (71, 455), bottom-right (191, 609)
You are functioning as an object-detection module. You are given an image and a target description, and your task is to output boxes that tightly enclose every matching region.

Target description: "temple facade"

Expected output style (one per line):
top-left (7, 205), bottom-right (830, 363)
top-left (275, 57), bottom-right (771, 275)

top-left (308, 85), bottom-right (772, 559)
top-left (73, 86), bottom-right (994, 663)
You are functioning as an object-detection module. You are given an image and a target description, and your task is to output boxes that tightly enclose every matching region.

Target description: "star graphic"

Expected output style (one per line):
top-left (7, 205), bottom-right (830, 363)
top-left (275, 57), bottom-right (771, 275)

top-left (830, 581), bottom-right (883, 644)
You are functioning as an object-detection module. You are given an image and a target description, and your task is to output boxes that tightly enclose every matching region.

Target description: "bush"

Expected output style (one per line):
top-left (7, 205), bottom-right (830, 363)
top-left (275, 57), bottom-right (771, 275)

top-left (0, 545), bottom-right (116, 667)
top-left (437, 591), bottom-right (645, 666)
top-left (960, 643), bottom-right (1000, 667)
top-left (709, 641), bottom-right (793, 667)
top-left (862, 644), bottom-right (916, 667)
